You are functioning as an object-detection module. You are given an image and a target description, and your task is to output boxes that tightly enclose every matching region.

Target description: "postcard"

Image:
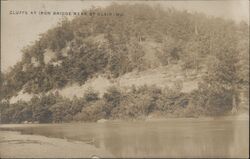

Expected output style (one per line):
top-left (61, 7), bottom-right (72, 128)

top-left (0, 0), bottom-right (249, 158)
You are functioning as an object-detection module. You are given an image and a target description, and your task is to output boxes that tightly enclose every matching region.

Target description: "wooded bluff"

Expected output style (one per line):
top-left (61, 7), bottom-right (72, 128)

top-left (0, 3), bottom-right (249, 123)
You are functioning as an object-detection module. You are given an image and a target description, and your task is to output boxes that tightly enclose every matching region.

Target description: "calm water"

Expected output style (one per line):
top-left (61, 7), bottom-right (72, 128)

top-left (0, 119), bottom-right (249, 158)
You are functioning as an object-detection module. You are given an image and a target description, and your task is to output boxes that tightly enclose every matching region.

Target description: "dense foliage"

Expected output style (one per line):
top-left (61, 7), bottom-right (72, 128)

top-left (0, 85), bottom-right (191, 123)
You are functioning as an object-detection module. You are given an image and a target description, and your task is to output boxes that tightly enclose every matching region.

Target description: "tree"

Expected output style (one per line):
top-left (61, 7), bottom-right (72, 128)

top-left (128, 40), bottom-right (146, 71)
top-left (182, 39), bottom-right (203, 72)
top-left (31, 94), bottom-right (56, 123)
top-left (0, 100), bottom-right (10, 123)
top-left (157, 37), bottom-right (182, 65)
top-left (50, 99), bottom-right (71, 123)
top-left (84, 87), bottom-right (99, 102)
top-left (103, 86), bottom-right (122, 117)
top-left (201, 43), bottom-right (240, 115)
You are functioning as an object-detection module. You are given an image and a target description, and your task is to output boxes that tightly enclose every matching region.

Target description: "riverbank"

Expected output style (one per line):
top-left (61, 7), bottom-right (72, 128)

top-left (145, 113), bottom-right (249, 122)
top-left (0, 112), bottom-right (248, 125)
top-left (0, 131), bottom-right (113, 158)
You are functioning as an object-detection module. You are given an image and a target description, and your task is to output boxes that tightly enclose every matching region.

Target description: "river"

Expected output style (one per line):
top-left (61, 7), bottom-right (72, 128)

top-left (0, 118), bottom-right (249, 158)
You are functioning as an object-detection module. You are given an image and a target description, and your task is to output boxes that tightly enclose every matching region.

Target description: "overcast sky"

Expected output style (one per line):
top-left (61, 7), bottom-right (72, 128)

top-left (1, 0), bottom-right (249, 72)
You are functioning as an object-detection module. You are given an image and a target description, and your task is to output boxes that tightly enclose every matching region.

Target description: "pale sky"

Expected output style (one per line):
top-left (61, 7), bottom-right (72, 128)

top-left (1, 0), bottom-right (249, 72)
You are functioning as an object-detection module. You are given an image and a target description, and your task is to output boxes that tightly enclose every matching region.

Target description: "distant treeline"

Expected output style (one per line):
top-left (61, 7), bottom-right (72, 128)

top-left (0, 3), bottom-right (249, 122)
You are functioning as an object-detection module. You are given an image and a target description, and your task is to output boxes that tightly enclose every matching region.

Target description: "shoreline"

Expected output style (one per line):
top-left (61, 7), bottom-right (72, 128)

top-left (0, 113), bottom-right (248, 126)
top-left (0, 130), bottom-right (113, 158)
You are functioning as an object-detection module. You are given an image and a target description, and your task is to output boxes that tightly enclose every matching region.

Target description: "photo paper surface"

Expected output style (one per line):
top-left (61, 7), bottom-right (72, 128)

top-left (0, 0), bottom-right (249, 158)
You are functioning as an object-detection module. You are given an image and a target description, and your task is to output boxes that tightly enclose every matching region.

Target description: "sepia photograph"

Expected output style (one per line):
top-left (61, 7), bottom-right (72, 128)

top-left (0, 0), bottom-right (249, 158)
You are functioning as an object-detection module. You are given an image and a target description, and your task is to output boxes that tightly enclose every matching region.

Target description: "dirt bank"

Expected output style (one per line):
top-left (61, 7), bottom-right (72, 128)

top-left (0, 131), bottom-right (113, 158)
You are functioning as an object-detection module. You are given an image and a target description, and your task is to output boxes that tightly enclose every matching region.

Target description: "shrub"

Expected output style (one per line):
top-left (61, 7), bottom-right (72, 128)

top-left (75, 100), bottom-right (106, 122)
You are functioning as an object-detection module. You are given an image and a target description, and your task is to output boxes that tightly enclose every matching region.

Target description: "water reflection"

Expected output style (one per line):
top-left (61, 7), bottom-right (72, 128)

top-left (99, 121), bottom-right (245, 158)
top-left (0, 119), bottom-right (248, 158)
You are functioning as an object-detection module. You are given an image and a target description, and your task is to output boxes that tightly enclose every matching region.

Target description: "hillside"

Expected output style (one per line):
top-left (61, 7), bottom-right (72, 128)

top-left (9, 64), bottom-right (202, 103)
top-left (0, 3), bottom-right (249, 123)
